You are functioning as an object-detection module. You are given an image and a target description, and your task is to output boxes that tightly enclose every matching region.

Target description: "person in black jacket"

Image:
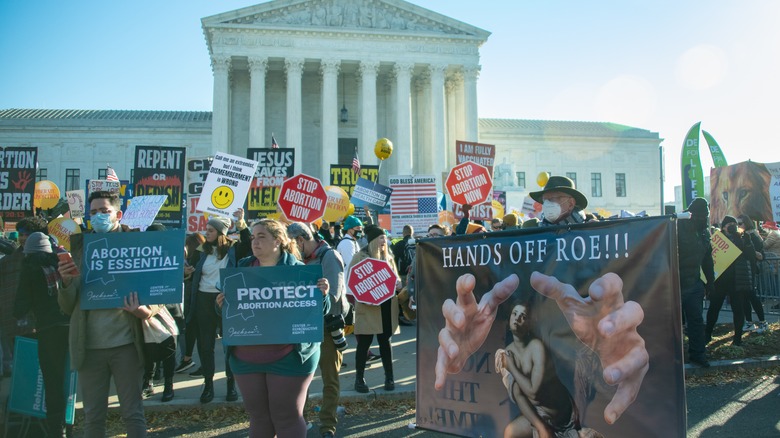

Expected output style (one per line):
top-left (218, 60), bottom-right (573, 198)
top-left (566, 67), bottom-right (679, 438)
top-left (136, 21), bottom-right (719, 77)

top-left (677, 198), bottom-right (715, 367)
top-left (706, 215), bottom-right (751, 346)
top-left (737, 214), bottom-right (768, 334)
top-left (13, 232), bottom-right (71, 437)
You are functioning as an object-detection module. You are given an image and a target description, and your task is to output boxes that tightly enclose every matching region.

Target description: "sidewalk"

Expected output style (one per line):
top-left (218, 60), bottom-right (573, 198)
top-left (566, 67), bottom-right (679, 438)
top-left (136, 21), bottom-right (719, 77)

top-left (1, 306), bottom-right (778, 417)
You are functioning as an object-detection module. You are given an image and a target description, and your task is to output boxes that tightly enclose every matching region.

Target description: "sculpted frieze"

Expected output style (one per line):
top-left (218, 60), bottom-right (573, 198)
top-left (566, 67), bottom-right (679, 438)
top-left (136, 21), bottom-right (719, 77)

top-left (223, 0), bottom-right (470, 36)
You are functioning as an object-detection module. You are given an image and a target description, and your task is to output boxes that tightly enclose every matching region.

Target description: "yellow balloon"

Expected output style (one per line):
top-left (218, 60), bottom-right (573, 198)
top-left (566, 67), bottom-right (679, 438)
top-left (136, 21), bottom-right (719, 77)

top-left (346, 203), bottom-right (355, 216)
top-left (491, 200), bottom-right (505, 219)
top-left (323, 186), bottom-right (350, 222)
top-left (374, 138), bottom-right (393, 160)
top-left (34, 180), bottom-right (61, 210)
top-left (536, 172), bottom-right (550, 187)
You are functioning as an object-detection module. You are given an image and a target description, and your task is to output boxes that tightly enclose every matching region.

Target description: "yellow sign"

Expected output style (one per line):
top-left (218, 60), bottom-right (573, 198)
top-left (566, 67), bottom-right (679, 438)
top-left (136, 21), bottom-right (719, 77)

top-left (34, 180), bottom-right (61, 210)
top-left (703, 229), bottom-right (741, 282)
top-left (48, 217), bottom-right (81, 251)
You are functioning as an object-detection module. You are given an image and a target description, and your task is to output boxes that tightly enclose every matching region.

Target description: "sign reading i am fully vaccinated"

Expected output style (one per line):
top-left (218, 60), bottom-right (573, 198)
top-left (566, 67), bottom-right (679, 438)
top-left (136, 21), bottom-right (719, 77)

top-left (220, 265), bottom-right (323, 346)
top-left (79, 229), bottom-right (185, 309)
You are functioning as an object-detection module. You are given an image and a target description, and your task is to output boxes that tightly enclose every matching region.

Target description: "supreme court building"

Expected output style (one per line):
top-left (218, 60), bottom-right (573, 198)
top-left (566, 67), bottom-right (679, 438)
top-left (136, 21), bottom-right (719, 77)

top-left (0, 0), bottom-right (663, 216)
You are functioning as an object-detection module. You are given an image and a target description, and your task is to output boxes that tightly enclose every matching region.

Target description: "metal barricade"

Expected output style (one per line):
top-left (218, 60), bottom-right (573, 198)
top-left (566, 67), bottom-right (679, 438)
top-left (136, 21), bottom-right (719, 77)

top-left (757, 254), bottom-right (780, 313)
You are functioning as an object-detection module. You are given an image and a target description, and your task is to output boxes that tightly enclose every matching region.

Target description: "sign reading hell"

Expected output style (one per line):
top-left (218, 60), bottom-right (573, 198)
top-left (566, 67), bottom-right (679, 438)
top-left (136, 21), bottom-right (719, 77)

top-left (133, 146), bottom-right (186, 212)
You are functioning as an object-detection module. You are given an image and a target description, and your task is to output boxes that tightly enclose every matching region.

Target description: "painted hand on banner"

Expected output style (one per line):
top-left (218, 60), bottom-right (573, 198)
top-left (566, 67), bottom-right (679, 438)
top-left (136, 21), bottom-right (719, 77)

top-left (530, 271), bottom-right (648, 425)
top-left (434, 273), bottom-right (519, 391)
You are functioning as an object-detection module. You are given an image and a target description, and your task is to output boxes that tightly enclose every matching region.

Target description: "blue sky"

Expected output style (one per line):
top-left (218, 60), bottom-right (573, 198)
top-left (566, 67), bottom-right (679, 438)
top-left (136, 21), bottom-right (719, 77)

top-left (2, 1), bottom-right (779, 200)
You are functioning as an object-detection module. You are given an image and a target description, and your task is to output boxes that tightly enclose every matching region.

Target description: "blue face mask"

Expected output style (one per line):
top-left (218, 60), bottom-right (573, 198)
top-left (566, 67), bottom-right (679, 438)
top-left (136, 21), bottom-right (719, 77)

top-left (91, 213), bottom-right (115, 233)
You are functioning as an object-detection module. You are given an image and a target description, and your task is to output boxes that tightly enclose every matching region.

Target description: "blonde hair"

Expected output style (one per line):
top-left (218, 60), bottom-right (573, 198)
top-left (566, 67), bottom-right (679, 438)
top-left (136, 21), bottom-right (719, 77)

top-left (365, 234), bottom-right (398, 276)
top-left (250, 219), bottom-right (299, 259)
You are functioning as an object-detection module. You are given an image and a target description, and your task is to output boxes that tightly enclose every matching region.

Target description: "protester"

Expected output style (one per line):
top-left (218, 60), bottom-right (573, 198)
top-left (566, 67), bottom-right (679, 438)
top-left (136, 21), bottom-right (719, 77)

top-left (502, 213), bottom-right (521, 230)
top-left (455, 205), bottom-right (487, 235)
top-left (677, 198), bottom-right (715, 367)
top-left (761, 221), bottom-right (780, 255)
top-left (190, 215), bottom-right (242, 403)
top-left (706, 216), bottom-right (751, 346)
top-left (348, 225), bottom-right (402, 393)
top-left (391, 225), bottom-right (414, 280)
top-left (220, 219), bottom-right (330, 437)
top-left (738, 214), bottom-right (768, 334)
top-left (14, 231), bottom-right (72, 437)
top-left (287, 222), bottom-right (349, 438)
top-left (0, 216), bottom-right (49, 378)
top-left (177, 232), bottom-right (206, 374)
top-left (529, 176), bottom-right (589, 226)
top-left (58, 191), bottom-right (155, 437)
top-left (336, 215), bottom-right (363, 272)
top-left (490, 217), bottom-right (503, 231)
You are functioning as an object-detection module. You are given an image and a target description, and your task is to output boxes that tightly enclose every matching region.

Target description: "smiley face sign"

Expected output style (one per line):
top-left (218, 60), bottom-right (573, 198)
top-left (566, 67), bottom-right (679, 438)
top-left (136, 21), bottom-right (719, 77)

top-left (212, 186), bottom-right (235, 209)
top-left (196, 152), bottom-right (259, 217)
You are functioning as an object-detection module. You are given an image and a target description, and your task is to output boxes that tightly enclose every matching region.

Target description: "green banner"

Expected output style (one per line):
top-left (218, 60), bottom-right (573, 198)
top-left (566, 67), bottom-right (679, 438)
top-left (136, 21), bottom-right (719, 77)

top-left (702, 130), bottom-right (728, 168)
top-left (681, 122), bottom-right (704, 208)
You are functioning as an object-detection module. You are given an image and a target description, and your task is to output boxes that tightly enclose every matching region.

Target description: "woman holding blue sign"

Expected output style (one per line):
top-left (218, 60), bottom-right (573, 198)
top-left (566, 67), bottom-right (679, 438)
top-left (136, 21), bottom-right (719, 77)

top-left (217, 218), bottom-right (330, 438)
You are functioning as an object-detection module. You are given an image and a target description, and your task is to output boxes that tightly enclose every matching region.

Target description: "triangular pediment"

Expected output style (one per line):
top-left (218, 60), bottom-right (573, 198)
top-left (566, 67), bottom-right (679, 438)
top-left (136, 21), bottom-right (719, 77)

top-left (202, 0), bottom-right (490, 39)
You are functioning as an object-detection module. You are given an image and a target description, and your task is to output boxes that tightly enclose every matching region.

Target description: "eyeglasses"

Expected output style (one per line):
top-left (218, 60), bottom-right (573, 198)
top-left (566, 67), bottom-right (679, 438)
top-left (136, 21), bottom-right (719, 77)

top-left (427, 233), bottom-right (443, 238)
top-left (737, 222), bottom-right (743, 225)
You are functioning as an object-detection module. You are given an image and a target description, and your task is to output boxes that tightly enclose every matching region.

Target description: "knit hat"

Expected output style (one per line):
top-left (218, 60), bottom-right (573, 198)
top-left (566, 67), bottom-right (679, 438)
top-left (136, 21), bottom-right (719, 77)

top-left (522, 218), bottom-right (540, 228)
top-left (364, 225), bottom-right (385, 244)
top-left (146, 222), bottom-right (167, 232)
top-left (7, 231), bottom-right (18, 241)
top-left (286, 222), bottom-right (314, 241)
top-left (686, 197), bottom-right (709, 217)
top-left (207, 216), bottom-right (232, 235)
top-left (502, 213), bottom-right (519, 228)
top-left (343, 215), bottom-right (363, 232)
top-left (721, 215), bottom-right (737, 227)
top-left (23, 232), bottom-right (52, 254)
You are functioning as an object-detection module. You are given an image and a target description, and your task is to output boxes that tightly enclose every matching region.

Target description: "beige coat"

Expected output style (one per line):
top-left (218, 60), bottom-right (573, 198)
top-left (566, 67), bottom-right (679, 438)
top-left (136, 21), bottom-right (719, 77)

top-left (348, 249), bottom-right (400, 336)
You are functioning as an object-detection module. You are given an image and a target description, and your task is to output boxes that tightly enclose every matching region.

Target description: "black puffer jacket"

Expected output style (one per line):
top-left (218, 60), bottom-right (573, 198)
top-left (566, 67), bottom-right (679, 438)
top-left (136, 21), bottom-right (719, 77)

top-left (14, 251), bottom-right (70, 331)
top-left (677, 219), bottom-right (714, 291)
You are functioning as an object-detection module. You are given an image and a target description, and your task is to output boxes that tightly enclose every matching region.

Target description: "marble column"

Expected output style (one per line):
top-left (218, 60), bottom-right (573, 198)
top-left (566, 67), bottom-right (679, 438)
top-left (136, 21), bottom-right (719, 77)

top-left (285, 58), bottom-right (304, 175)
top-left (359, 60), bottom-right (379, 165)
top-left (248, 57), bottom-right (268, 150)
top-left (430, 64), bottom-right (447, 178)
top-left (446, 71), bottom-right (464, 169)
top-left (211, 55), bottom-right (231, 154)
top-left (394, 62), bottom-right (414, 176)
top-left (414, 71), bottom-right (431, 174)
top-left (463, 65), bottom-right (481, 142)
top-left (320, 59), bottom-right (340, 182)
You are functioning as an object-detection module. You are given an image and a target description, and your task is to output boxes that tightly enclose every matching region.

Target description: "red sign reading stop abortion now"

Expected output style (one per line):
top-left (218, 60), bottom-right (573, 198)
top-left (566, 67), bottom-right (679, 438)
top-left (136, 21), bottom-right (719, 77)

top-left (278, 174), bottom-right (328, 223)
top-left (347, 258), bottom-right (398, 305)
top-left (445, 161), bottom-right (493, 206)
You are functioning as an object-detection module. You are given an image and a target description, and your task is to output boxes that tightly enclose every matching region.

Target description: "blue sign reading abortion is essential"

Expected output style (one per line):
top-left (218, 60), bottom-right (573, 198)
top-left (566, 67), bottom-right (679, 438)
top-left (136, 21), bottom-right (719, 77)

top-left (221, 265), bottom-right (324, 346)
top-left (80, 229), bottom-right (185, 309)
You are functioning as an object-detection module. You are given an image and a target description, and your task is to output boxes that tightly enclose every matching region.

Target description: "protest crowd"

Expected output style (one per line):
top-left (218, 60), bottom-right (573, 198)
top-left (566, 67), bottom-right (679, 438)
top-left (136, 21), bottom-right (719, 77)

top-left (1, 152), bottom-right (779, 438)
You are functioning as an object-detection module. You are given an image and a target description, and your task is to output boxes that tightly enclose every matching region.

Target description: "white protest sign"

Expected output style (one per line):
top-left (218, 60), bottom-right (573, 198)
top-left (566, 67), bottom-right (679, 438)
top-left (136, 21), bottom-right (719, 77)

top-left (121, 195), bottom-right (168, 231)
top-left (765, 161), bottom-right (780, 223)
top-left (196, 152), bottom-right (258, 218)
top-left (88, 179), bottom-right (120, 195)
top-left (66, 189), bottom-right (85, 219)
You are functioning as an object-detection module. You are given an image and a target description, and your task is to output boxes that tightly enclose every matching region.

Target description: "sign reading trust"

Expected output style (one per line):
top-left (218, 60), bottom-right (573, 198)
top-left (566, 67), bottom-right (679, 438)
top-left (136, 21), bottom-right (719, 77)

top-left (220, 265), bottom-right (324, 346)
top-left (79, 229), bottom-right (185, 309)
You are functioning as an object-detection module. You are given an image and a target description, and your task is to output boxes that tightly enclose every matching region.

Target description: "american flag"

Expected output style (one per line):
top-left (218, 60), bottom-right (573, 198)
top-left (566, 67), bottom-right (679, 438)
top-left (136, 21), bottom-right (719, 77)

top-left (106, 165), bottom-right (119, 182)
top-left (391, 177), bottom-right (437, 215)
top-left (271, 135), bottom-right (279, 149)
top-left (351, 148), bottom-right (361, 176)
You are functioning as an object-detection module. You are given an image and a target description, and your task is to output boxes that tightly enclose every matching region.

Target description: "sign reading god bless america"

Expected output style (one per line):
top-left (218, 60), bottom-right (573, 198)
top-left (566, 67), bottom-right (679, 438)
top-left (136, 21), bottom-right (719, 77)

top-left (79, 229), bottom-right (185, 309)
top-left (220, 265), bottom-right (324, 345)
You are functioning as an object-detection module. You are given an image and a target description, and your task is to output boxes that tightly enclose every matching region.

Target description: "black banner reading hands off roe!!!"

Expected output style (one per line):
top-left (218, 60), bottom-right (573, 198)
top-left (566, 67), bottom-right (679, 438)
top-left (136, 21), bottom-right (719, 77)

top-left (415, 216), bottom-right (685, 438)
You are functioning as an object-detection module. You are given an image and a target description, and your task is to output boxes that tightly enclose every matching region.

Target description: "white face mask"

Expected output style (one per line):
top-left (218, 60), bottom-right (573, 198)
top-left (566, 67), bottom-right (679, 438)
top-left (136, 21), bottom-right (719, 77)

top-left (542, 200), bottom-right (562, 223)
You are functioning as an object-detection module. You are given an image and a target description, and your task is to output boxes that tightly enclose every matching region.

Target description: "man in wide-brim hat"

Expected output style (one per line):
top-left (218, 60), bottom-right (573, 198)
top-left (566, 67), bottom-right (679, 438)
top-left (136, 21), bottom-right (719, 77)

top-left (529, 176), bottom-right (589, 226)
